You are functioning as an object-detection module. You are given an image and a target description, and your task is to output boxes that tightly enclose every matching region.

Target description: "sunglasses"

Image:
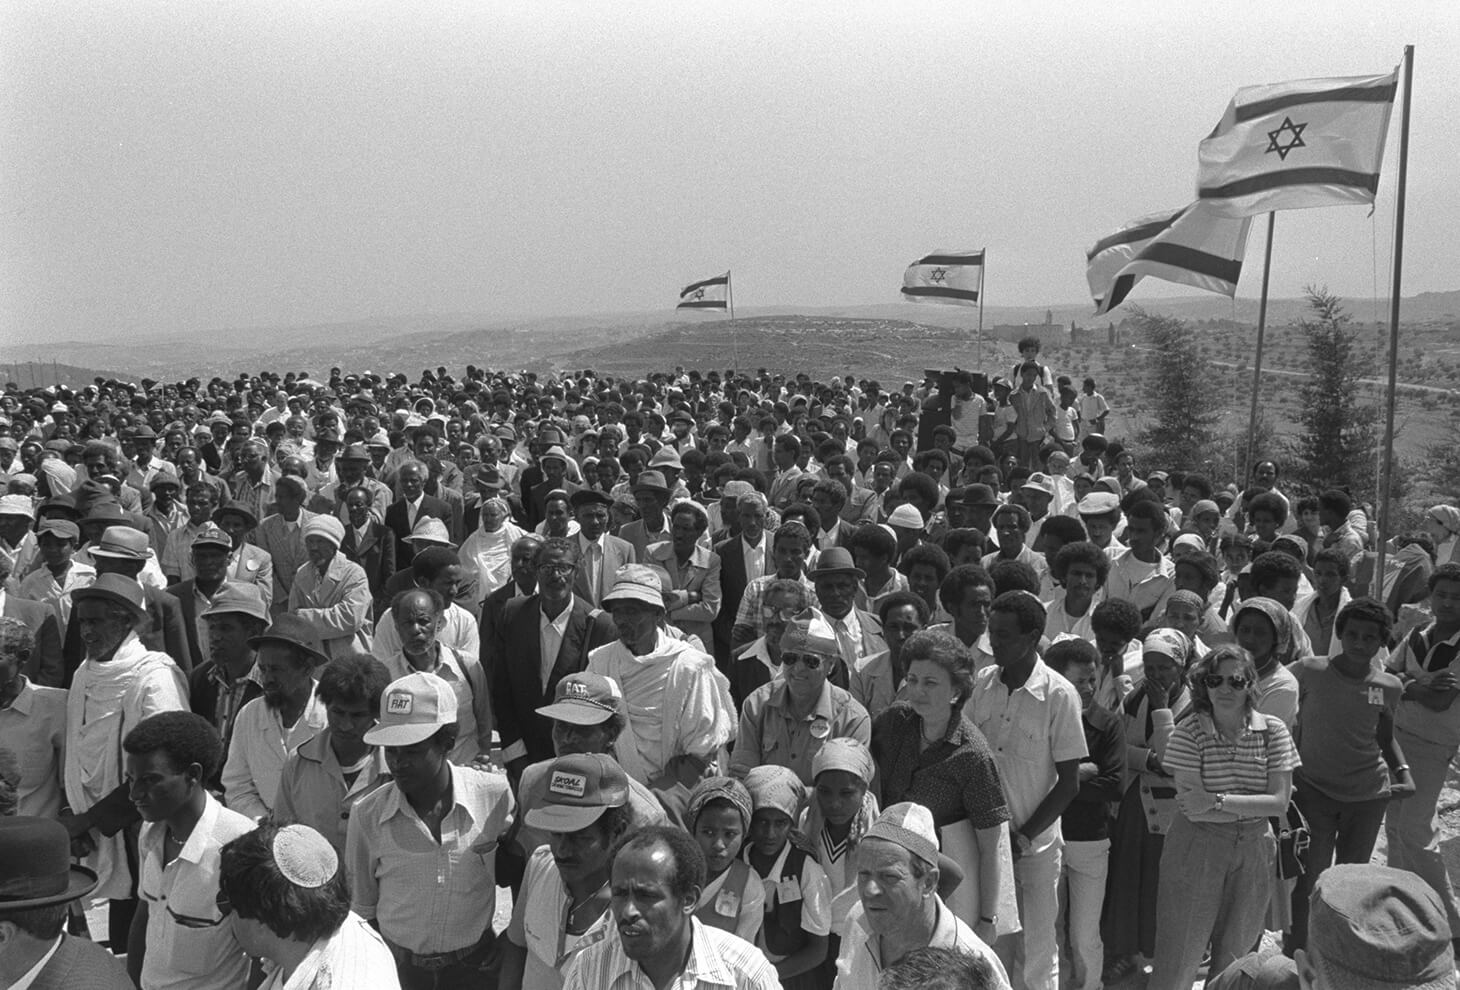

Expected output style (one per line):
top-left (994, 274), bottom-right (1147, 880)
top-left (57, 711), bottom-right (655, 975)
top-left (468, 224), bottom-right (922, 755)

top-left (779, 651), bottom-right (827, 670)
top-left (1202, 674), bottom-right (1251, 690)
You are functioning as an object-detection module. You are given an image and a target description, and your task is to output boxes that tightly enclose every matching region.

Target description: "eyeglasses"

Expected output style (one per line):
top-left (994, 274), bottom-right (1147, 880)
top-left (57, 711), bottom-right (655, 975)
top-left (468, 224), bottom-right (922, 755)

top-left (761, 605), bottom-right (800, 622)
top-left (215, 888), bottom-right (233, 918)
top-left (1202, 674), bottom-right (1251, 690)
top-left (780, 651), bottom-right (827, 670)
top-left (537, 563), bottom-right (576, 576)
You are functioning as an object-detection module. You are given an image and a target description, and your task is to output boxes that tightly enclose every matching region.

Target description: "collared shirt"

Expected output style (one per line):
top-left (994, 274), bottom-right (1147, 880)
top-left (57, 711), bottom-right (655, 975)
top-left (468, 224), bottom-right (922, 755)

top-left (273, 729), bottom-right (392, 854)
top-left (16, 559), bottom-right (96, 630)
top-left (138, 793), bottom-right (254, 990)
top-left (257, 912), bottom-right (397, 990)
top-left (373, 602), bottom-right (480, 662)
top-left (1389, 622), bottom-right (1460, 746)
top-left (346, 763), bottom-right (515, 955)
top-left (871, 703), bottom-right (1009, 831)
top-left (1104, 548), bottom-right (1174, 621)
top-left (161, 521), bottom-right (209, 581)
top-left (579, 532), bottom-right (606, 603)
top-left (564, 916), bottom-right (781, 990)
top-left (0, 676), bottom-right (66, 818)
top-left (540, 601), bottom-right (573, 689)
top-left (733, 574), bottom-right (819, 641)
top-left (379, 644), bottom-right (492, 765)
top-left (508, 846), bottom-right (616, 990)
top-left (220, 687), bottom-right (328, 821)
top-left (967, 658), bottom-right (1087, 852)
top-left (741, 534), bottom-right (767, 582)
top-left (834, 898), bottom-right (1010, 990)
top-left (1163, 711), bottom-right (1299, 823)
top-left (730, 679), bottom-right (870, 784)
top-left (1042, 589), bottom-right (1095, 643)
top-left (206, 660), bottom-right (262, 750)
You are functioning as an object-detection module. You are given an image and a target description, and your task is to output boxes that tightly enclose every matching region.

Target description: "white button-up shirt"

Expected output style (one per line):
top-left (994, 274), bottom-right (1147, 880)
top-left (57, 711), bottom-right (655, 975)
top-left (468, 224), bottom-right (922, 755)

top-left (138, 793), bottom-right (254, 990)
top-left (220, 687), bottom-right (327, 821)
top-left (564, 917), bottom-right (781, 990)
top-left (966, 658), bottom-right (1087, 853)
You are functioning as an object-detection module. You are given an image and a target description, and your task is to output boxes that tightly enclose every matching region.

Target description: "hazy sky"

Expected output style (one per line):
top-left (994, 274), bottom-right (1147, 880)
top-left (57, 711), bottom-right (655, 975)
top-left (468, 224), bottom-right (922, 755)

top-left (3, 1), bottom-right (1455, 344)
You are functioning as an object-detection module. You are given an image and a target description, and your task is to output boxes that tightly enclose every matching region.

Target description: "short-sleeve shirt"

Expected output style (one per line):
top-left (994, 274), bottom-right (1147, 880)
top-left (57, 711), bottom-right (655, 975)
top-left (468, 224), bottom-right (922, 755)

top-left (871, 703), bottom-right (1010, 831)
top-left (1293, 657), bottom-right (1401, 802)
top-left (1162, 711), bottom-right (1299, 822)
top-left (967, 659), bottom-right (1088, 852)
top-left (507, 846), bottom-right (614, 990)
top-left (1388, 623), bottom-right (1460, 747)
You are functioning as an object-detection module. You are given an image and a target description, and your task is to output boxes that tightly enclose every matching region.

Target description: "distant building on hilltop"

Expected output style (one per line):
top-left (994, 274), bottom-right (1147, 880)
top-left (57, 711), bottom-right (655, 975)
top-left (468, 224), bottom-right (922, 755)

top-left (989, 309), bottom-right (1066, 347)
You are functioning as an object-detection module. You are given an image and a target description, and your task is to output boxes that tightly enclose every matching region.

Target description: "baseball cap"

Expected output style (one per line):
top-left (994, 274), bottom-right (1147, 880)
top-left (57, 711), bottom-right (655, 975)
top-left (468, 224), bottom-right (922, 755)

top-left (535, 672), bottom-right (624, 725)
top-left (1309, 863), bottom-right (1455, 990)
top-left (523, 754), bottom-right (630, 833)
top-left (1021, 473), bottom-right (1056, 499)
top-left (778, 610), bottom-right (841, 658)
top-left (35, 518), bottom-right (80, 542)
top-left (363, 672), bottom-right (459, 747)
top-left (191, 524), bottom-right (234, 550)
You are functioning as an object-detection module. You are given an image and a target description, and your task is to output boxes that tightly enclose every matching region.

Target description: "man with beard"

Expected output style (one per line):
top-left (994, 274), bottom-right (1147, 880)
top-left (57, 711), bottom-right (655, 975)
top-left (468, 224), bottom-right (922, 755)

top-left (562, 826), bottom-right (780, 990)
top-left (345, 672), bottom-right (515, 988)
top-left (493, 538), bottom-right (617, 783)
top-left (219, 614), bottom-right (327, 821)
top-left (123, 711), bottom-right (252, 989)
top-left (381, 587), bottom-right (491, 765)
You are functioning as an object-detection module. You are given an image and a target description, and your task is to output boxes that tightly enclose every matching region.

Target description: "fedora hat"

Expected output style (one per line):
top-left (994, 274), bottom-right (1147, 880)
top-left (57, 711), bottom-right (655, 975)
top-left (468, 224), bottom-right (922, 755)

top-left (808, 546), bottom-right (865, 580)
top-left (630, 470), bottom-right (670, 496)
top-left (0, 817), bottom-right (99, 910)
top-left (248, 614), bottom-right (329, 665)
top-left (88, 525), bottom-right (151, 560)
top-left (72, 572), bottom-right (149, 623)
top-left (213, 500), bottom-right (259, 530)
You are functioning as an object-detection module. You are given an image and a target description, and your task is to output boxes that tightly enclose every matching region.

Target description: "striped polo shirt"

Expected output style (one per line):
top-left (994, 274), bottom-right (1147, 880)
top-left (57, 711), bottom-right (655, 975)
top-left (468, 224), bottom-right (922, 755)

top-left (1163, 711), bottom-right (1299, 823)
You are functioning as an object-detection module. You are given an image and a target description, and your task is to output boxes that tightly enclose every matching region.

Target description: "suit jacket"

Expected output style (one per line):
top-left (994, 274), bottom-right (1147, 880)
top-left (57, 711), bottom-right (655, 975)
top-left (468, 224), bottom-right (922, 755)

top-left (166, 578), bottom-right (209, 674)
top-left (490, 594), bottom-right (617, 767)
top-left (646, 541), bottom-right (722, 648)
top-left (2, 593), bottom-right (64, 687)
top-left (478, 578), bottom-right (533, 683)
top-left (31, 933), bottom-right (135, 990)
top-left (62, 582), bottom-right (191, 687)
top-left (617, 518), bottom-right (670, 565)
top-left (340, 518), bottom-right (396, 618)
top-left (429, 482), bottom-right (467, 543)
top-left (572, 533), bottom-right (637, 607)
top-left (227, 543), bottom-right (275, 610)
top-left (384, 494), bottom-right (450, 566)
top-left (711, 531), bottom-right (773, 669)
top-left (308, 477), bottom-right (392, 525)
top-left (525, 479), bottom-right (582, 530)
top-left (252, 510), bottom-right (316, 612)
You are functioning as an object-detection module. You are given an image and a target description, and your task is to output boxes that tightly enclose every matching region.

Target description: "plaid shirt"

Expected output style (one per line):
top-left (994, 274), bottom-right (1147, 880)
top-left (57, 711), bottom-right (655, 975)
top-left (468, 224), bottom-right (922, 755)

top-left (564, 917), bottom-right (780, 990)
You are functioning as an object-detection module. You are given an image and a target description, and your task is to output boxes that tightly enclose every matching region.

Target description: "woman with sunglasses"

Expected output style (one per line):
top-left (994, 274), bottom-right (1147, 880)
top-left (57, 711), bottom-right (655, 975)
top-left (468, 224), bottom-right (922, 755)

top-left (729, 610), bottom-right (871, 785)
top-left (870, 628), bottom-right (1014, 946)
top-left (1147, 645), bottom-right (1299, 990)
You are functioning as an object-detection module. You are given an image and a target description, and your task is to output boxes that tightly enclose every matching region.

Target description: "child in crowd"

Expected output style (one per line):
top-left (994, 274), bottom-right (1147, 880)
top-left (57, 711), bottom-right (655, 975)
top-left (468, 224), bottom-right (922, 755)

top-left (1287, 597), bottom-right (1413, 953)
top-left (688, 776), bottom-right (765, 943)
top-left (1090, 598), bottom-right (1143, 713)
top-left (744, 765), bottom-right (832, 990)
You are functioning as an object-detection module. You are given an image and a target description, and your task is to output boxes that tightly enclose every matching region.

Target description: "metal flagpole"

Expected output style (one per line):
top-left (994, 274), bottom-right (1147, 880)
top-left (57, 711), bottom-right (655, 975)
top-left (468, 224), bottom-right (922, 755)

top-left (1374, 44), bottom-right (1415, 594)
top-left (727, 270), bottom-right (741, 370)
top-left (1243, 213), bottom-right (1276, 480)
top-left (976, 252), bottom-right (985, 368)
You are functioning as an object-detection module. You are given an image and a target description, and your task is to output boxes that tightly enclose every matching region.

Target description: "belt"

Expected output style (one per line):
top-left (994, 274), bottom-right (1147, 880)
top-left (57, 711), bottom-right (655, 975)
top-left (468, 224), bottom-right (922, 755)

top-left (398, 928), bottom-right (495, 972)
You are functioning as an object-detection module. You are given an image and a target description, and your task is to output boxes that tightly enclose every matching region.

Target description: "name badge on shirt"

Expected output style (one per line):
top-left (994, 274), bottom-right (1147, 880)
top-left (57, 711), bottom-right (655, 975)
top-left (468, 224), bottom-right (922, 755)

top-left (715, 886), bottom-right (740, 917)
top-left (778, 878), bottom-right (802, 903)
top-left (1368, 686), bottom-right (1385, 706)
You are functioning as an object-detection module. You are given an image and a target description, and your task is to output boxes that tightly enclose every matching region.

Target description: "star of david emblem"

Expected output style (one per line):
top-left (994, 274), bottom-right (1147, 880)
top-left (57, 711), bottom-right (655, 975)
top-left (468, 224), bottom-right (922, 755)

top-left (1265, 116), bottom-right (1307, 161)
top-left (691, 288), bottom-right (705, 300)
top-left (929, 267), bottom-right (949, 283)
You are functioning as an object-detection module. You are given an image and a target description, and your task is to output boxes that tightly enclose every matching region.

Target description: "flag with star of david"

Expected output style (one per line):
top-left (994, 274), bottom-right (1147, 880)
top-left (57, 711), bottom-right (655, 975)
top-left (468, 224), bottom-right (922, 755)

top-left (676, 271), bottom-right (729, 309)
top-left (1086, 203), bottom-right (1253, 315)
top-left (1197, 68), bottom-right (1398, 218)
top-left (900, 249), bottom-right (984, 306)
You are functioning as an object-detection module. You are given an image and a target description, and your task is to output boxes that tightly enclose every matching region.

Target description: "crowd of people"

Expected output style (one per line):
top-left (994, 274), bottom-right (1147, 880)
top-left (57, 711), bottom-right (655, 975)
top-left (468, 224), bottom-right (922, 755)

top-left (0, 334), bottom-right (1459, 990)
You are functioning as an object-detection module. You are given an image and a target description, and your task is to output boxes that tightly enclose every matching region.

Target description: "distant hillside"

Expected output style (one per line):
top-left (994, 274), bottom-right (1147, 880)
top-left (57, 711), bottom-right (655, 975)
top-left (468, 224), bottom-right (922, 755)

top-left (0, 361), bottom-right (141, 389)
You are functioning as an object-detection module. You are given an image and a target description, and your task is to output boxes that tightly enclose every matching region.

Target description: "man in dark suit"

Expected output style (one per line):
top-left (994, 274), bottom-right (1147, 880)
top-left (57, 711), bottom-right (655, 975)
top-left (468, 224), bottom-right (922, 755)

top-left (339, 483), bottom-right (395, 617)
top-left (490, 536), bottom-right (615, 784)
top-left (524, 445), bottom-right (581, 530)
top-left (382, 461), bottom-right (449, 568)
top-left (60, 526), bottom-right (190, 685)
top-left (478, 533), bottom-right (541, 682)
top-left (184, 583), bottom-right (268, 777)
top-left (0, 817), bottom-right (133, 988)
top-left (711, 490), bottom-right (774, 672)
